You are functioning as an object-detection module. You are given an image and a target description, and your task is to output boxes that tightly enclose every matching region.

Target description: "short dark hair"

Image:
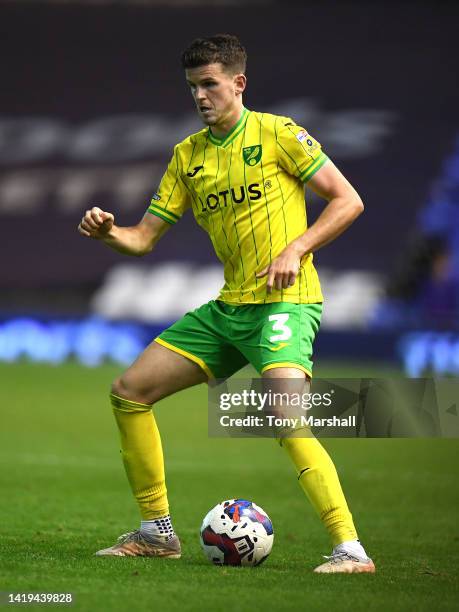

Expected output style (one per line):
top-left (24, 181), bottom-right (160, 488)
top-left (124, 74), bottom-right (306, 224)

top-left (181, 34), bottom-right (247, 74)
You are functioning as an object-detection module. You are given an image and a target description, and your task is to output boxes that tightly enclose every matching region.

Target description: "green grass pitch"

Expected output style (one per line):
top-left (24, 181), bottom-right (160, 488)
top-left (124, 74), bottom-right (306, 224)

top-left (1, 362), bottom-right (458, 611)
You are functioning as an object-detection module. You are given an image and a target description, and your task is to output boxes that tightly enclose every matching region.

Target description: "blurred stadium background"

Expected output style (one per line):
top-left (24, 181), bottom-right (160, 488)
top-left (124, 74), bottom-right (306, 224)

top-left (1, 3), bottom-right (459, 609)
top-left (0, 0), bottom-right (458, 372)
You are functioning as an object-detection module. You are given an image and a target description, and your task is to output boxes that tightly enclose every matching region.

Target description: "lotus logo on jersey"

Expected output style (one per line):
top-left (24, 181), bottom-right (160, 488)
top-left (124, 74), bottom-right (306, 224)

top-left (243, 145), bottom-right (262, 166)
top-left (200, 183), bottom-right (262, 212)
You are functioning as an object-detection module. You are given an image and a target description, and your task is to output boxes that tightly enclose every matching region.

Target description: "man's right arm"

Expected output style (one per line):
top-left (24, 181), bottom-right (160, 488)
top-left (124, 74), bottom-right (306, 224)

top-left (77, 206), bottom-right (171, 257)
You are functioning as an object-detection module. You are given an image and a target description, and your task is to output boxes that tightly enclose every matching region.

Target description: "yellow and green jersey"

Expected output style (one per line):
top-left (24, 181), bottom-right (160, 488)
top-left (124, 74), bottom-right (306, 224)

top-left (147, 107), bottom-right (328, 304)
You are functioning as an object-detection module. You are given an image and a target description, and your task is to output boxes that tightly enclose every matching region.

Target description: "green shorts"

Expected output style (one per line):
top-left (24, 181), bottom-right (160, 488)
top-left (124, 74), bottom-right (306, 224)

top-left (155, 300), bottom-right (322, 380)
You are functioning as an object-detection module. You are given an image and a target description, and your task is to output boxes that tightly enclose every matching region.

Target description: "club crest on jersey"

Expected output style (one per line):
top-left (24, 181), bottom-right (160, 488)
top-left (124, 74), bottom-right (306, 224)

top-left (243, 145), bottom-right (262, 166)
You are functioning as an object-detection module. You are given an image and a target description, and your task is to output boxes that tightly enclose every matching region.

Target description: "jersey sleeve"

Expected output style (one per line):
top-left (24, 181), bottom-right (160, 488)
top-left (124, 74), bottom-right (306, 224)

top-left (147, 145), bottom-right (190, 224)
top-left (275, 117), bottom-right (329, 183)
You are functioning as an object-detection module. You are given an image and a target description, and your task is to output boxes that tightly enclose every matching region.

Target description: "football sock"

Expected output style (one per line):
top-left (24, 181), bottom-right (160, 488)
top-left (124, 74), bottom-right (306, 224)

top-left (334, 539), bottom-right (369, 560)
top-left (140, 516), bottom-right (176, 542)
top-left (280, 433), bottom-right (358, 546)
top-left (110, 393), bottom-right (169, 520)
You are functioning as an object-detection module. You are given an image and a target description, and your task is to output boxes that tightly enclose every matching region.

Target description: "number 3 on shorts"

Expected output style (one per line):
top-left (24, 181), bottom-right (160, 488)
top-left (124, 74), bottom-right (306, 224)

top-left (268, 313), bottom-right (292, 342)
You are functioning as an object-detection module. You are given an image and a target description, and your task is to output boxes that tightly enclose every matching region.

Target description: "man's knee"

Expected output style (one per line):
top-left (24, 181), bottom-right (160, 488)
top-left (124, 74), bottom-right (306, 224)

top-left (111, 375), bottom-right (154, 405)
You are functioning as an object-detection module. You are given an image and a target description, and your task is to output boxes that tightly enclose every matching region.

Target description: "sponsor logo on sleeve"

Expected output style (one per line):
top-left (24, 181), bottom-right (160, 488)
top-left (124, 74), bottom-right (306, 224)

top-left (151, 192), bottom-right (161, 201)
top-left (297, 130), bottom-right (320, 153)
top-left (296, 129), bottom-right (309, 143)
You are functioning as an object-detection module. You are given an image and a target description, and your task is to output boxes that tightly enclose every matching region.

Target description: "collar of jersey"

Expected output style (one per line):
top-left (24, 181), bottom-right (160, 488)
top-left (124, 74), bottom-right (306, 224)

top-left (207, 107), bottom-right (250, 148)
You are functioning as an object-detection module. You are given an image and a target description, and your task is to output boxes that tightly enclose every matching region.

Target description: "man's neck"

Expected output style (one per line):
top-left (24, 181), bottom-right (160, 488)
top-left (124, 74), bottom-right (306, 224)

top-left (210, 104), bottom-right (244, 139)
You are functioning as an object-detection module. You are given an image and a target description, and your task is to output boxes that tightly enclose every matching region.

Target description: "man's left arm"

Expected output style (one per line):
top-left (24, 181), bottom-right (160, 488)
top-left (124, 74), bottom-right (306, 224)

top-left (257, 159), bottom-right (364, 293)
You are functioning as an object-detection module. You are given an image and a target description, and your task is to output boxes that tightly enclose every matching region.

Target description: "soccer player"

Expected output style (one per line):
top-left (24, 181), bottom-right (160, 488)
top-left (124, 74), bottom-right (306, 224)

top-left (78, 34), bottom-right (375, 574)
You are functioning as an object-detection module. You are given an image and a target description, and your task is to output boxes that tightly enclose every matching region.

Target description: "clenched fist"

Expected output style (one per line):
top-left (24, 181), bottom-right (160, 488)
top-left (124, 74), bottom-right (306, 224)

top-left (78, 207), bottom-right (115, 239)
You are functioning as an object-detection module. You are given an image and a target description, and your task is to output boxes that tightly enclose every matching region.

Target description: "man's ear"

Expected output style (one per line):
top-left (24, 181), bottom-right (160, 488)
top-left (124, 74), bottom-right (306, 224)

top-left (234, 73), bottom-right (247, 95)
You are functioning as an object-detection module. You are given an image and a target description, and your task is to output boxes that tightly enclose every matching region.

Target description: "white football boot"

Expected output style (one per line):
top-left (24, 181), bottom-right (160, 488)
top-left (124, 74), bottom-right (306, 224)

top-left (314, 551), bottom-right (376, 574)
top-left (314, 542), bottom-right (375, 574)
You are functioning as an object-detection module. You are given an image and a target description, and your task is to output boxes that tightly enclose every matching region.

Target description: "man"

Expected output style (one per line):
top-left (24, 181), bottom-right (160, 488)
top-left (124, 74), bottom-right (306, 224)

top-left (78, 34), bottom-right (374, 574)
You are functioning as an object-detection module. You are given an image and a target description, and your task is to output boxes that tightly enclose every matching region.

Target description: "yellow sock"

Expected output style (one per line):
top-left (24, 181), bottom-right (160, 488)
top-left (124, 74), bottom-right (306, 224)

top-left (281, 434), bottom-right (357, 546)
top-left (110, 393), bottom-right (169, 520)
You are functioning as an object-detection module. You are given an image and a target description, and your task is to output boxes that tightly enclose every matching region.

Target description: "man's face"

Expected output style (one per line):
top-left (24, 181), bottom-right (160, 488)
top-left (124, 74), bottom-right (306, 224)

top-left (185, 63), bottom-right (245, 126)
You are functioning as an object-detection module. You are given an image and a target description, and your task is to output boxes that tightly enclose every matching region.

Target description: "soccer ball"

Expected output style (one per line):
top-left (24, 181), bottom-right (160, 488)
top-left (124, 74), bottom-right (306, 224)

top-left (200, 499), bottom-right (274, 566)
